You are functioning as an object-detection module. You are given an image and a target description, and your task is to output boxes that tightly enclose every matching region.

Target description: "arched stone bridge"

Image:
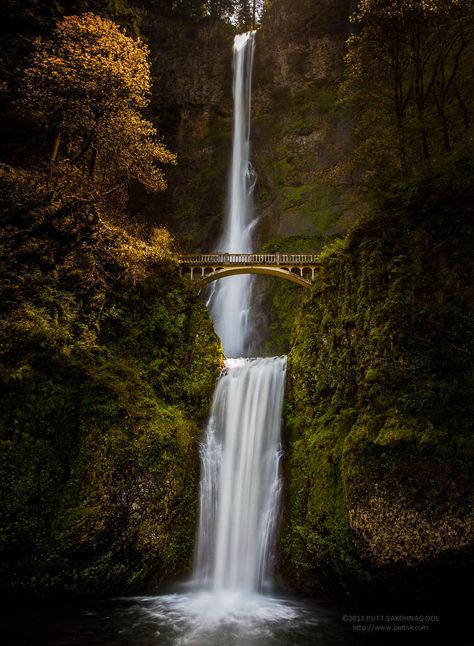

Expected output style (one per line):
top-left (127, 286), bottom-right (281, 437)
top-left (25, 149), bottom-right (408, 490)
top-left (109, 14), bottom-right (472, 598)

top-left (179, 253), bottom-right (320, 288)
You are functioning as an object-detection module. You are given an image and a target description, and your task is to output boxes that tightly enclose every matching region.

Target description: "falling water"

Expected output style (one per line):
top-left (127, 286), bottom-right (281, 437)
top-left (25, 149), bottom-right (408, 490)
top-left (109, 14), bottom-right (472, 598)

top-left (190, 31), bottom-right (287, 615)
top-left (208, 32), bottom-right (256, 358)
top-left (194, 356), bottom-right (286, 593)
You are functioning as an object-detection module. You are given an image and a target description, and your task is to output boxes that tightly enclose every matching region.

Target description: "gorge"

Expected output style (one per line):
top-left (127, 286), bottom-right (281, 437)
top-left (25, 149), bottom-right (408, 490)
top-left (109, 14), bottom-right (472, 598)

top-left (0, 1), bottom-right (473, 644)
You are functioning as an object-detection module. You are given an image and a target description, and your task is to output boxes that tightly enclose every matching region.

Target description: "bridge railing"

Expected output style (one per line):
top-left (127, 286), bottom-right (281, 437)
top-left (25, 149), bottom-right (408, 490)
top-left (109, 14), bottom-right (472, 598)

top-left (179, 253), bottom-right (318, 265)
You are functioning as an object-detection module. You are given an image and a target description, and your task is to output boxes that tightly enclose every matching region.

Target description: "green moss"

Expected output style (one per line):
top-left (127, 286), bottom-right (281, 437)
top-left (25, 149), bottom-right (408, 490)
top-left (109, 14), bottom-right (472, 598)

top-left (259, 235), bottom-right (327, 355)
top-left (0, 166), bottom-right (222, 598)
top-left (280, 166), bottom-right (474, 599)
top-left (281, 183), bottom-right (340, 231)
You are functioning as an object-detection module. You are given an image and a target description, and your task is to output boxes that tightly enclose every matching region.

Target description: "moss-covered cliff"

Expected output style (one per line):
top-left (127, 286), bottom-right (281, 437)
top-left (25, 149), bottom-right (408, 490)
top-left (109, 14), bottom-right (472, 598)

top-left (0, 166), bottom-right (222, 598)
top-left (246, 0), bottom-right (354, 354)
top-left (254, 0), bottom-right (353, 239)
top-left (281, 165), bottom-right (474, 601)
top-left (128, 15), bottom-right (235, 250)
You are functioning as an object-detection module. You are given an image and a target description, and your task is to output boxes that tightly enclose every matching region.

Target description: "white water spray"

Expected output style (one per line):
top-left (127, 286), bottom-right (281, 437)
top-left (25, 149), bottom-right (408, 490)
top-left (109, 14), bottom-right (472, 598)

top-left (192, 32), bottom-right (287, 608)
top-left (208, 32), bottom-right (256, 358)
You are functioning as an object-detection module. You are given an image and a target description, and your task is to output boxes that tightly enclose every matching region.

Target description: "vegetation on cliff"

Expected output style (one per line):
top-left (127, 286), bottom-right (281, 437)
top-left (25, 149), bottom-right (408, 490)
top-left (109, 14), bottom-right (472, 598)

top-left (281, 0), bottom-right (474, 601)
top-left (0, 10), bottom-right (221, 598)
top-left (282, 164), bottom-right (474, 599)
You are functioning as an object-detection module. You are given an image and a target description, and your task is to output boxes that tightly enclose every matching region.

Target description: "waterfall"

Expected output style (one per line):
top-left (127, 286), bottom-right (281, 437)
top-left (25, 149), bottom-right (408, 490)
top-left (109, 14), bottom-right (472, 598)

top-left (194, 357), bottom-right (286, 594)
top-left (121, 31), bottom-right (302, 638)
top-left (193, 32), bottom-right (286, 602)
top-left (208, 32), bottom-right (256, 358)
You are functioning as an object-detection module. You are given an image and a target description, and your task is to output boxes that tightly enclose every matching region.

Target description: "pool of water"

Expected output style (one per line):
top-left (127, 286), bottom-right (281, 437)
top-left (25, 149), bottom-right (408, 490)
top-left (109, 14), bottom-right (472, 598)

top-left (1, 590), bottom-right (467, 645)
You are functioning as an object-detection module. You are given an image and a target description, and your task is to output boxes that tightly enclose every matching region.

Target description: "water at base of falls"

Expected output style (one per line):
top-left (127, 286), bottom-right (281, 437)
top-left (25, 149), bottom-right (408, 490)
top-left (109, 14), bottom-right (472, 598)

top-left (3, 595), bottom-right (364, 646)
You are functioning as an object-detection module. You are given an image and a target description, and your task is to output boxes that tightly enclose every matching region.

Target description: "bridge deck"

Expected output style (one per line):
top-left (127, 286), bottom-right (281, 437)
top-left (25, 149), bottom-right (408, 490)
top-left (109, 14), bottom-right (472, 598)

top-left (179, 253), bottom-right (318, 266)
top-left (179, 253), bottom-right (320, 288)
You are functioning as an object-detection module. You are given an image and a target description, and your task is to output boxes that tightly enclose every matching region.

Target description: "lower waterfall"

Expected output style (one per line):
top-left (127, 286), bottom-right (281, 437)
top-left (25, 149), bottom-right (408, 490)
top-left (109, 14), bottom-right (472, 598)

top-left (194, 357), bottom-right (286, 594)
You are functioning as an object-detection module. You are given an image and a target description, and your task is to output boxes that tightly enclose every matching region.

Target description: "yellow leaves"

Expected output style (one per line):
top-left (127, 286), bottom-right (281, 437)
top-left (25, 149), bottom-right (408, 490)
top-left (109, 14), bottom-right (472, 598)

top-left (97, 109), bottom-right (177, 193)
top-left (22, 12), bottom-right (176, 198)
top-left (149, 227), bottom-right (176, 262)
top-left (110, 225), bottom-right (177, 285)
top-left (24, 12), bottom-right (151, 115)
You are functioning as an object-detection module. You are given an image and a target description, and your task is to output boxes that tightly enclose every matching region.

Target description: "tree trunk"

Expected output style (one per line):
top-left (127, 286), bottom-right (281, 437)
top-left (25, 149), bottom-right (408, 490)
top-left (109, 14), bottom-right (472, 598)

top-left (49, 129), bottom-right (62, 178)
top-left (89, 147), bottom-right (98, 181)
top-left (434, 97), bottom-right (451, 152)
top-left (454, 86), bottom-right (471, 131)
top-left (392, 41), bottom-right (409, 174)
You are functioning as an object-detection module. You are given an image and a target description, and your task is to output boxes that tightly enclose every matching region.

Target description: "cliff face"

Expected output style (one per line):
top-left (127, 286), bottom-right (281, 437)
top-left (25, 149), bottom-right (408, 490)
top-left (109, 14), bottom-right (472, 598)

top-left (253, 0), bottom-right (353, 243)
top-left (0, 166), bottom-right (222, 598)
top-left (129, 16), bottom-right (235, 251)
top-left (281, 168), bottom-right (474, 601)
top-left (138, 0), bottom-right (354, 251)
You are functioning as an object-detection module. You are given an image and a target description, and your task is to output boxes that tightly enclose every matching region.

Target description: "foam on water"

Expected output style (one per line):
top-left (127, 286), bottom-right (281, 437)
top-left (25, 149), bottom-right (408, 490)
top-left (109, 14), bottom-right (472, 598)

top-left (126, 592), bottom-right (323, 646)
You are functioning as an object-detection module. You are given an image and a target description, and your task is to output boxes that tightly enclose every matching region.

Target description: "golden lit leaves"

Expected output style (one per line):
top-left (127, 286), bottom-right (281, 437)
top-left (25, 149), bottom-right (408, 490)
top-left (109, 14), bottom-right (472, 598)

top-left (25, 13), bottom-right (151, 112)
top-left (105, 222), bottom-right (177, 285)
top-left (23, 13), bottom-right (176, 200)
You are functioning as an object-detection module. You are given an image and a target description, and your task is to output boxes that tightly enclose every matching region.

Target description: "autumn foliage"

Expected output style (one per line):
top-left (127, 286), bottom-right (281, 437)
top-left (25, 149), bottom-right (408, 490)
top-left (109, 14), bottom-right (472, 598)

top-left (23, 13), bottom-right (176, 201)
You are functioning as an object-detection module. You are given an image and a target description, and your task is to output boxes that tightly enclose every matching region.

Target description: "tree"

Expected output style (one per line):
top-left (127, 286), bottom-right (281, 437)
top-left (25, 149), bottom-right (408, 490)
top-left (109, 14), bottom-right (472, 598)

top-left (22, 13), bottom-right (176, 200)
top-left (233, 0), bottom-right (264, 29)
top-left (342, 0), bottom-right (474, 186)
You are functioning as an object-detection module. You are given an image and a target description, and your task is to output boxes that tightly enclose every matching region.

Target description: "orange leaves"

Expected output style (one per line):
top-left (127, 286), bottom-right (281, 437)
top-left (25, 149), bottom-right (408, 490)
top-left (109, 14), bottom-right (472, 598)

top-left (25, 13), bottom-right (150, 113)
top-left (22, 12), bottom-right (175, 200)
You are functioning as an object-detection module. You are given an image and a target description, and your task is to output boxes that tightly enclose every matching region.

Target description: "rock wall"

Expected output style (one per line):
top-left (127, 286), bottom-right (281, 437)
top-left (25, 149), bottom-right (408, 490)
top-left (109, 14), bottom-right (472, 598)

top-left (137, 1), bottom-right (354, 248)
top-left (130, 16), bottom-right (235, 251)
top-left (253, 0), bottom-right (353, 244)
top-left (250, 0), bottom-right (355, 353)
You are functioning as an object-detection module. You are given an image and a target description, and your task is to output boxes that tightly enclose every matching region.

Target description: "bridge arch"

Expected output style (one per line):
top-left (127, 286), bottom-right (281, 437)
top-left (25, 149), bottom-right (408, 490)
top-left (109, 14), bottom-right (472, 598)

top-left (196, 266), bottom-right (312, 288)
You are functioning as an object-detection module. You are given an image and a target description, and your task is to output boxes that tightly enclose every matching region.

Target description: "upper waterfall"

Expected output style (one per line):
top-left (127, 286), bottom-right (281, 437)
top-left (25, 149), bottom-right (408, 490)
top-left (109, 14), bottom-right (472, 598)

top-left (208, 32), bottom-right (256, 357)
